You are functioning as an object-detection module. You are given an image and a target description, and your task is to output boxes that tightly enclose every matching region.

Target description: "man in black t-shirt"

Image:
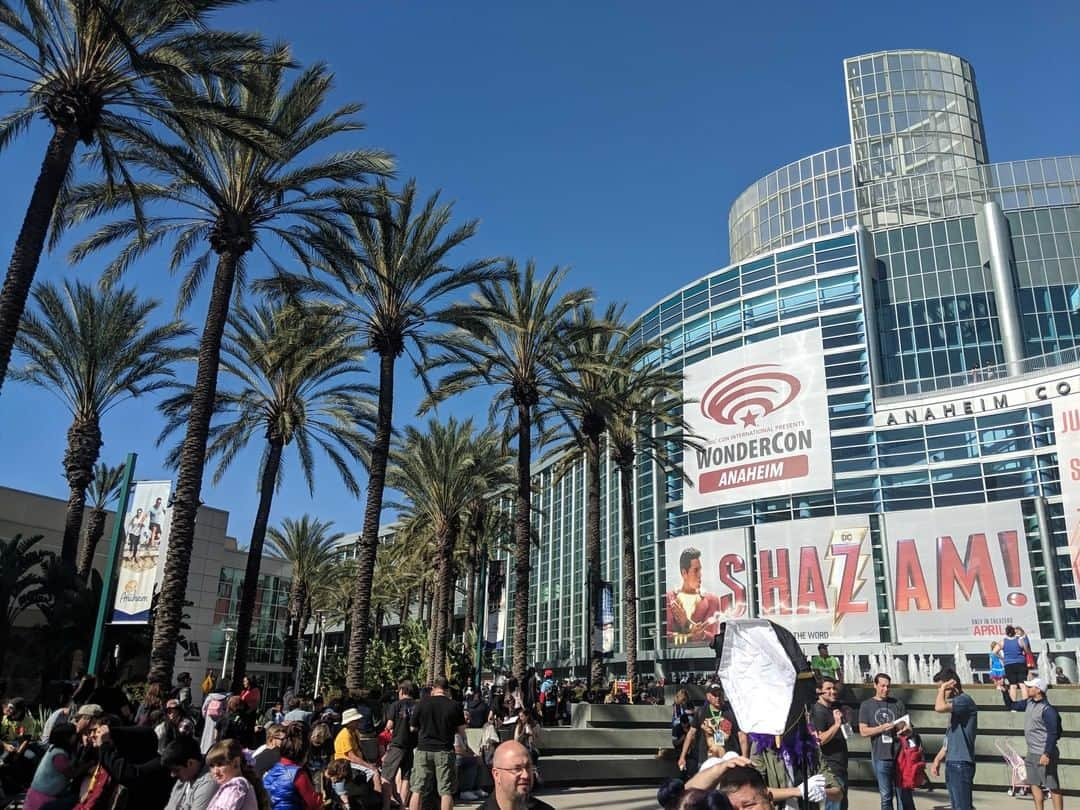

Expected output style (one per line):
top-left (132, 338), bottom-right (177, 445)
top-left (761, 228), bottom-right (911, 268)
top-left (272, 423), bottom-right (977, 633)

top-left (383, 680), bottom-right (419, 808)
top-left (409, 676), bottom-right (466, 810)
top-left (678, 683), bottom-right (746, 777)
top-left (810, 677), bottom-right (849, 810)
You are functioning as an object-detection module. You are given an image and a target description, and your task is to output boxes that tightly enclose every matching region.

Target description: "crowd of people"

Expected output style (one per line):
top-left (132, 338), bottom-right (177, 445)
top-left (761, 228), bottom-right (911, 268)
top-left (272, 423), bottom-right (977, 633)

top-left (662, 656), bottom-right (1065, 810)
top-left (0, 669), bottom-right (574, 810)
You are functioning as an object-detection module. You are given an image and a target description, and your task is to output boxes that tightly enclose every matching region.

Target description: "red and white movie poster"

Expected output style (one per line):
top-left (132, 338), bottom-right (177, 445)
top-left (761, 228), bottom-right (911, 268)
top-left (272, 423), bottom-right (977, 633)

top-left (754, 515), bottom-right (879, 644)
top-left (665, 529), bottom-right (749, 647)
top-left (884, 501), bottom-right (1039, 642)
top-left (1052, 393), bottom-right (1080, 594)
top-left (682, 328), bottom-right (833, 511)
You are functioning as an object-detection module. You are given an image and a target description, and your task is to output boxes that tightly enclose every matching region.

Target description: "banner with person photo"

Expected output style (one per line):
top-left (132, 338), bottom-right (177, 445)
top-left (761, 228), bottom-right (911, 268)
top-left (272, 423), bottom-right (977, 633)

top-left (664, 529), bottom-right (749, 648)
top-left (754, 514), bottom-right (879, 644)
top-left (884, 500), bottom-right (1040, 641)
top-left (484, 559), bottom-right (507, 650)
top-left (111, 480), bottom-right (172, 624)
top-left (593, 580), bottom-right (614, 655)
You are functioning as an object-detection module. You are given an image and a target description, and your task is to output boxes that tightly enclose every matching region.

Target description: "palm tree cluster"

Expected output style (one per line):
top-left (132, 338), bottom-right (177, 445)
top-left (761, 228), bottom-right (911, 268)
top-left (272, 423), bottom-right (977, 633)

top-left (0, 0), bottom-right (692, 691)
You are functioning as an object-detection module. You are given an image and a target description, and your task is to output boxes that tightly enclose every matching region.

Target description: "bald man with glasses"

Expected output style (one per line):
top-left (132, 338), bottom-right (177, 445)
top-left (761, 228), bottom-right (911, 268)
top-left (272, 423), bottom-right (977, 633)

top-left (481, 740), bottom-right (554, 810)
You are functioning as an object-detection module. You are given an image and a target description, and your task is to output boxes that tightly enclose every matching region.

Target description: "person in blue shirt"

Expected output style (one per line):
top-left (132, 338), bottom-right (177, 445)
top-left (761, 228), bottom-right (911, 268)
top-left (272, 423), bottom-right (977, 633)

top-left (929, 669), bottom-right (977, 810)
top-left (1000, 625), bottom-right (1030, 701)
top-left (999, 677), bottom-right (1062, 810)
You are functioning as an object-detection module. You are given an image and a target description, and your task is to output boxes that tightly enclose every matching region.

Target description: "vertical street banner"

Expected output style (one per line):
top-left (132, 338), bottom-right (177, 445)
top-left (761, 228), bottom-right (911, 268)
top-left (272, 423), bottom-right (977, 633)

top-left (484, 559), bottom-right (507, 651)
top-left (885, 501), bottom-right (1040, 642)
top-left (682, 328), bottom-right (833, 511)
top-left (665, 529), bottom-right (749, 648)
top-left (112, 480), bottom-right (172, 624)
top-left (754, 515), bottom-right (879, 644)
top-left (593, 580), bottom-right (614, 655)
top-left (1052, 393), bottom-right (1080, 593)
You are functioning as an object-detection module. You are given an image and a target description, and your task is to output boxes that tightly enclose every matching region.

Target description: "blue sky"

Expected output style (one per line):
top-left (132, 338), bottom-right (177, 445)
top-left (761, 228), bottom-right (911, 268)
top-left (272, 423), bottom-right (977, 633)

top-left (2, 0), bottom-right (1079, 547)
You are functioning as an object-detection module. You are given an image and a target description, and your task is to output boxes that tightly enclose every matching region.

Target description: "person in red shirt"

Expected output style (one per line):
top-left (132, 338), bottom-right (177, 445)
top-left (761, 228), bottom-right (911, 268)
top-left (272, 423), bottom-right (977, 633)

top-left (262, 724), bottom-right (321, 810)
top-left (240, 677), bottom-right (262, 715)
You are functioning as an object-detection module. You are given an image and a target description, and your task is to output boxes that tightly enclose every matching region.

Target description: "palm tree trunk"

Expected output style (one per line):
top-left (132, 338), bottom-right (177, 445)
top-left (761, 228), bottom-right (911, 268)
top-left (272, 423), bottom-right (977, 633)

top-left (0, 126), bottom-right (79, 396)
top-left (77, 507), bottom-right (108, 581)
top-left (428, 562), bottom-right (444, 683)
top-left (618, 456), bottom-right (638, 684)
top-left (61, 417), bottom-right (104, 568)
top-left (398, 591), bottom-right (410, 626)
top-left (512, 401), bottom-right (532, 682)
top-left (149, 249), bottom-right (241, 686)
top-left (463, 514), bottom-right (480, 652)
top-left (347, 350), bottom-right (395, 690)
top-left (585, 432), bottom-right (604, 688)
top-left (432, 523), bottom-right (458, 681)
top-left (230, 436), bottom-right (284, 692)
top-left (284, 580), bottom-right (307, 671)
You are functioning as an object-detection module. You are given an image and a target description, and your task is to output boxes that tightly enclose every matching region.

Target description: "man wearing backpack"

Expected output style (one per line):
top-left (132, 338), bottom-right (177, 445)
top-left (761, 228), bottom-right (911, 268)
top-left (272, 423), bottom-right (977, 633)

top-left (929, 669), bottom-right (977, 810)
top-left (1000, 677), bottom-right (1063, 810)
top-left (538, 670), bottom-right (557, 727)
top-left (859, 673), bottom-right (914, 810)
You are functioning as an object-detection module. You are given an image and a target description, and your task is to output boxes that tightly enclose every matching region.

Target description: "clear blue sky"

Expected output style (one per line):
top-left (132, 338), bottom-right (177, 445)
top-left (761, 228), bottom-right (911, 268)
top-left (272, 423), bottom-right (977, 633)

top-left (2, 0), bottom-right (1079, 547)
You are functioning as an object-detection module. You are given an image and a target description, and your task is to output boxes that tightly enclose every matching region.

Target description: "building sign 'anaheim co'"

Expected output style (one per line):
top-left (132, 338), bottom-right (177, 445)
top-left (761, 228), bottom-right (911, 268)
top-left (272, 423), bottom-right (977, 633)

top-left (682, 328), bottom-right (834, 511)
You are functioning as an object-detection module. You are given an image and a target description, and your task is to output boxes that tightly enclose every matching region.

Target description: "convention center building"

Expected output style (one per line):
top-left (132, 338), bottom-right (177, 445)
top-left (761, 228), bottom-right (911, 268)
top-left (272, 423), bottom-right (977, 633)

top-left (486, 49), bottom-right (1080, 678)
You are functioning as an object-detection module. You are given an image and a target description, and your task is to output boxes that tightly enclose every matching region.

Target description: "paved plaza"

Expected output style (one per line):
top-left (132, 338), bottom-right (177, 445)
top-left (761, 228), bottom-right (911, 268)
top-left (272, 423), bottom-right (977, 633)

top-left (530, 785), bottom-right (1050, 810)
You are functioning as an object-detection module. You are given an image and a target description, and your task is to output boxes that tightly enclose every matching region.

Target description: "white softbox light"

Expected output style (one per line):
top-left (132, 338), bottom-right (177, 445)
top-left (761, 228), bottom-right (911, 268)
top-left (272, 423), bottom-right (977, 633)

top-left (716, 619), bottom-right (798, 735)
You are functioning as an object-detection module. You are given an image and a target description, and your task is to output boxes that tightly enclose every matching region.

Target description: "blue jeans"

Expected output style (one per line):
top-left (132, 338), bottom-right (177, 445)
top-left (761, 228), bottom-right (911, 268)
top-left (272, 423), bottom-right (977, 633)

top-left (945, 761), bottom-right (975, 810)
top-left (872, 759), bottom-right (915, 810)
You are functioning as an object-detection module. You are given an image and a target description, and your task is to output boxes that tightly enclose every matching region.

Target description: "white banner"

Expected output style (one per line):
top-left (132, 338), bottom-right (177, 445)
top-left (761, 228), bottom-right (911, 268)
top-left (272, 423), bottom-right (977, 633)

top-left (682, 328), bottom-right (833, 511)
top-left (112, 480), bottom-right (172, 624)
top-left (754, 515), bottom-right (879, 644)
top-left (664, 529), bottom-right (749, 649)
top-left (1052, 394), bottom-right (1080, 594)
top-left (885, 501), bottom-right (1040, 642)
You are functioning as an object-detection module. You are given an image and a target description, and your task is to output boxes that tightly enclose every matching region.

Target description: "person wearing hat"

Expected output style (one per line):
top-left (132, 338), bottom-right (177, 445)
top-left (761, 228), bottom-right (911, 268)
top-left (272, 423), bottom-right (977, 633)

top-left (334, 706), bottom-right (384, 797)
top-left (677, 684), bottom-right (746, 778)
top-left (999, 677), bottom-right (1063, 810)
top-left (538, 670), bottom-right (557, 727)
top-left (163, 735), bottom-right (219, 810)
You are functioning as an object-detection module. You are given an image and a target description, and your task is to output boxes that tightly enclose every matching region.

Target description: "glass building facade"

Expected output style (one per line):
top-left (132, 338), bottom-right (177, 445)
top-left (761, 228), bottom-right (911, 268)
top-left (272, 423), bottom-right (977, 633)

top-left (491, 50), bottom-right (1080, 673)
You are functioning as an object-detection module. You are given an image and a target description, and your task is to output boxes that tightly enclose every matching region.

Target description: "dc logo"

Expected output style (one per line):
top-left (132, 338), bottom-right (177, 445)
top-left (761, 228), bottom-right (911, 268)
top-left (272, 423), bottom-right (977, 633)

top-left (700, 363), bottom-right (801, 428)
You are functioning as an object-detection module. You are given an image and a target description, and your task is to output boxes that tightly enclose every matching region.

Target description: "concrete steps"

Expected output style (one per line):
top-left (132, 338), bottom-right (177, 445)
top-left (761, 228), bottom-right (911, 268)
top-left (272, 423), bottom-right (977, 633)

top-left (522, 686), bottom-right (1080, 792)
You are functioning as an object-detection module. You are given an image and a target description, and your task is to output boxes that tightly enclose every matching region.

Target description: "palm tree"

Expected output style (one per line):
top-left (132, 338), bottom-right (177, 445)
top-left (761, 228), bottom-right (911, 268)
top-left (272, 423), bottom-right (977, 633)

top-left (388, 418), bottom-right (510, 681)
top-left (61, 52), bottom-right (393, 686)
top-left (0, 0), bottom-right (269, 395)
top-left (425, 262), bottom-right (593, 679)
top-left (266, 515), bottom-right (342, 672)
top-left (606, 340), bottom-right (690, 684)
top-left (0, 534), bottom-right (51, 674)
top-left (274, 178), bottom-right (502, 690)
top-left (13, 280), bottom-right (189, 567)
top-left (547, 304), bottom-right (641, 687)
top-left (77, 461), bottom-right (125, 580)
top-left (158, 300), bottom-right (375, 689)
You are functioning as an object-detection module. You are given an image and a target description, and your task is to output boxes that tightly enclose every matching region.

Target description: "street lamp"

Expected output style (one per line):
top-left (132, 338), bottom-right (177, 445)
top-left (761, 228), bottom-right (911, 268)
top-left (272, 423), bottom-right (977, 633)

top-left (313, 611), bottom-right (327, 699)
top-left (220, 627), bottom-right (236, 682)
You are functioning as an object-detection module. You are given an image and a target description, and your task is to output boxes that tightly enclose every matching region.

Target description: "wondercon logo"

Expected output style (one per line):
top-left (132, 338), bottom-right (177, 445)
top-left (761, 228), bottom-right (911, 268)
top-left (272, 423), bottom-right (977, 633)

top-left (700, 363), bottom-right (801, 427)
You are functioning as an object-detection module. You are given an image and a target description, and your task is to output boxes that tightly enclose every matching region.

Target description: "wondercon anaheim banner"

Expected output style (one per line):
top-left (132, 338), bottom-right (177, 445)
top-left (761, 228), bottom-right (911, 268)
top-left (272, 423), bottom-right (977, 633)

top-left (112, 480), bottom-right (172, 624)
top-left (682, 328), bottom-right (833, 512)
top-left (665, 529), bottom-right (749, 648)
top-left (884, 500), bottom-right (1039, 642)
top-left (1052, 393), bottom-right (1080, 593)
top-left (754, 515), bottom-right (878, 644)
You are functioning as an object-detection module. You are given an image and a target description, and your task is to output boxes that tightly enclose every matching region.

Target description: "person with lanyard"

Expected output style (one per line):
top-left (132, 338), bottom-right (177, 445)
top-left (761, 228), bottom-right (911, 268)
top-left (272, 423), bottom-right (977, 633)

top-left (858, 673), bottom-right (913, 810)
top-left (678, 683), bottom-right (747, 778)
top-left (999, 677), bottom-right (1062, 810)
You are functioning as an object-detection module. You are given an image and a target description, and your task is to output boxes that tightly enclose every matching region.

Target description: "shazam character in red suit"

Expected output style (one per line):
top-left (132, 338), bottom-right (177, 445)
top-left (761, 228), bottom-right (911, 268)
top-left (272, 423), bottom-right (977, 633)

top-left (667, 547), bottom-right (723, 644)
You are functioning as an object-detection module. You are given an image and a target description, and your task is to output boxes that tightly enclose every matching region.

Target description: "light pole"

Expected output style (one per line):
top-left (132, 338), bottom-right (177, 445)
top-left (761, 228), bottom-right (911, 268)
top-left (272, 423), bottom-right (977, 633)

top-left (220, 627), bottom-right (236, 683)
top-left (313, 611), bottom-right (327, 699)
